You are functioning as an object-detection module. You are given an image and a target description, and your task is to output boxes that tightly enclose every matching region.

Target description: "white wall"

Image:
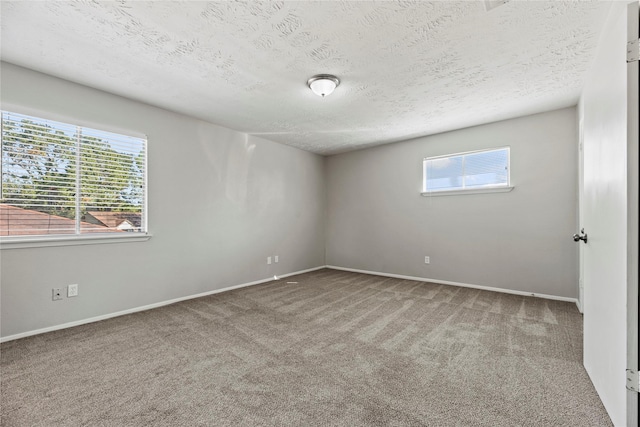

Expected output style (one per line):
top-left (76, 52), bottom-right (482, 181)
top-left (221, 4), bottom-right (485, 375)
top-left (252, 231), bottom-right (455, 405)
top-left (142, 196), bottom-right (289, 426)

top-left (326, 108), bottom-right (578, 298)
top-left (579, 2), bottom-right (632, 425)
top-left (0, 63), bottom-right (326, 339)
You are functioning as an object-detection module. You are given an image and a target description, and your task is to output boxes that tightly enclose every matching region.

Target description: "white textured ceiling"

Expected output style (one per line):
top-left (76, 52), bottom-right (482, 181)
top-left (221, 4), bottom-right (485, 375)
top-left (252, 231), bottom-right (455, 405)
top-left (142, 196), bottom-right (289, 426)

top-left (1, 1), bottom-right (611, 155)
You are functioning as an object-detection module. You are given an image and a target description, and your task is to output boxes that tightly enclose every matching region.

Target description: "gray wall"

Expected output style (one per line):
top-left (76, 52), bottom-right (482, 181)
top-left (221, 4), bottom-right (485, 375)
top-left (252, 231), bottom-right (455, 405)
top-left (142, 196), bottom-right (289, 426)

top-left (326, 107), bottom-right (578, 298)
top-left (0, 62), bottom-right (580, 340)
top-left (0, 63), bottom-right (326, 338)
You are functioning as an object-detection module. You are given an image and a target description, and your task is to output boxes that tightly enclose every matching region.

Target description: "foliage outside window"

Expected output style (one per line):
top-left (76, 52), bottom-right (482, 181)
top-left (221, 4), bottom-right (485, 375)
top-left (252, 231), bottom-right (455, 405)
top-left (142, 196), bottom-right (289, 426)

top-left (423, 147), bottom-right (510, 193)
top-left (1, 111), bottom-right (146, 238)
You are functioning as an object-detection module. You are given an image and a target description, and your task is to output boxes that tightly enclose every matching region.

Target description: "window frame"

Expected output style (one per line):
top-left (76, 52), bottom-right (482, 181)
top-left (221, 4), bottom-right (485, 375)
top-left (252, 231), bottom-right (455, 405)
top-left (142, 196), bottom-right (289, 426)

top-left (0, 110), bottom-right (150, 249)
top-left (421, 146), bottom-right (514, 196)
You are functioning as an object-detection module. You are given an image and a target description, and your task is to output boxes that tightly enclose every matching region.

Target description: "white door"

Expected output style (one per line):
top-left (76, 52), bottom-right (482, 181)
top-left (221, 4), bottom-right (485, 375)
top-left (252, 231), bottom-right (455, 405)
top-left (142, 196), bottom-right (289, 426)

top-left (581, 2), bottom-right (638, 426)
top-left (625, 3), bottom-right (639, 426)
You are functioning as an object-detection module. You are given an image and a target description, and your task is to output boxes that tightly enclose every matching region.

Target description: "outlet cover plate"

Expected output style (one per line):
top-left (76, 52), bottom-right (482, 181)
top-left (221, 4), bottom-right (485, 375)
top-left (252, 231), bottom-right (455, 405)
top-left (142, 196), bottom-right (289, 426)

top-left (68, 284), bottom-right (78, 297)
top-left (52, 288), bottom-right (63, 301)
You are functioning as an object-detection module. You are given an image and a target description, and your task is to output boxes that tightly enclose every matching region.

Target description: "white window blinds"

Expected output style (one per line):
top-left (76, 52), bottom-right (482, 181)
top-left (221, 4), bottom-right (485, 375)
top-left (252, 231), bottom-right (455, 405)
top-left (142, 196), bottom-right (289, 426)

top-left (1, 111), bottom-right (146, 237)
top-left (423, 147), bottom-right (510, 193)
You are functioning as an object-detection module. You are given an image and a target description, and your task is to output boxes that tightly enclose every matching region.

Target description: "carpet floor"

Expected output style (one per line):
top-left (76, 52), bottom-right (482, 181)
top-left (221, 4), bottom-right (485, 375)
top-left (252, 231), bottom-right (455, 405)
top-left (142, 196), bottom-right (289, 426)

top-left (1, 268), bottom-right (612, 426)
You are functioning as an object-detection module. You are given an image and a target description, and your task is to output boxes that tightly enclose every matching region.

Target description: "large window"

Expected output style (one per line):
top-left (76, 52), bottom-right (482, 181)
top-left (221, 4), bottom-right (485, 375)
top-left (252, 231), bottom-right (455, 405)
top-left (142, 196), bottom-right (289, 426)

top-left (422, 147), bottom-right (511, 194)
top-left (1, 111), bottom-right (146, 238)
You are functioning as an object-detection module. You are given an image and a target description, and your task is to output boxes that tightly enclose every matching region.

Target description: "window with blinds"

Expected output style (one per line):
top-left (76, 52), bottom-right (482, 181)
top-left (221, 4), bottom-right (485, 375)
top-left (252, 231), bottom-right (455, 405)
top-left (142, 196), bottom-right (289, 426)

top-left (423, 147), bottom-right (510, 193)
top-left (1, 111), bottom-right (146, 237)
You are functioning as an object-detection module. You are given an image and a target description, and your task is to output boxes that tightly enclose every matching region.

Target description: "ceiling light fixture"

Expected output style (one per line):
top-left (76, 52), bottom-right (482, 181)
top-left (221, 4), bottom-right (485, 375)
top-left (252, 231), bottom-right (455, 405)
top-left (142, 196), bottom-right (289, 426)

top-left (307, 74), bottom-right (340, 97)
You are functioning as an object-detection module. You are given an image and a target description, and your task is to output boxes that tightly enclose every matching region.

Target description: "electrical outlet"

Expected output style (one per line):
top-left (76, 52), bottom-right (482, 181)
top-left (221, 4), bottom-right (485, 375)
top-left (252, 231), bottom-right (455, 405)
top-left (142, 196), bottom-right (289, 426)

top-left (267, 256), bottom-right (272, 265)
top-left (274, 255), bottom-right (279, 263)
top-left (52, 288), bottom-right (63, 301)
top-left (424, 256), bottom-right (430, 264)
top-left (67, 284), bottom-right (78, 297)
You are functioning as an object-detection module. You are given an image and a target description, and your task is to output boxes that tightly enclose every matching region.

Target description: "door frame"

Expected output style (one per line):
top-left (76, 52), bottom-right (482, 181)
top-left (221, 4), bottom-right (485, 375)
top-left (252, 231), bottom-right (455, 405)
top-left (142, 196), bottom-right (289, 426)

top-left (578, 116), bottom-right (584, 313)
top-left (626, 2), bottom-right (639, 426)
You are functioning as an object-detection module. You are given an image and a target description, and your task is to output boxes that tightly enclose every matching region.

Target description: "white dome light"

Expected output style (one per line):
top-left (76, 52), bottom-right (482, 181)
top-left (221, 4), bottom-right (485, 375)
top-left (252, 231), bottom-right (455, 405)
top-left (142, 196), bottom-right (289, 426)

top-left (307, 74), bottom-right (340, 97)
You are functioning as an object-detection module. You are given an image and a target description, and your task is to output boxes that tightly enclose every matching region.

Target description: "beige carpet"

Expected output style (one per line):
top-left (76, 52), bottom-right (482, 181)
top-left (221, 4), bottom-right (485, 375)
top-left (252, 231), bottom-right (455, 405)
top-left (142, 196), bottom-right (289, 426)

top-left (1, 268), bottom-right (612, 426)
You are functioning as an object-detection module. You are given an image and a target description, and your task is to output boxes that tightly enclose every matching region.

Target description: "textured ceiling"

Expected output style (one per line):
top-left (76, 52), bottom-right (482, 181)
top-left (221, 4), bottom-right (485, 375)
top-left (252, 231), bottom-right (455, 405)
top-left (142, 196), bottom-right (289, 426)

top-left (1, 1), bottom-right (611, 155)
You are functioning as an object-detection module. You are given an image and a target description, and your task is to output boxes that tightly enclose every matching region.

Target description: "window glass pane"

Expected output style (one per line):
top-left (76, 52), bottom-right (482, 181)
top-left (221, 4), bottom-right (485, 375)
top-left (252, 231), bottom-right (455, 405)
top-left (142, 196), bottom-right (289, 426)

top-left (426, 155), bottom-right (463, 191)
top-left (79, 130), bottom-right (144, 234)
top-left (423, 148), bottom-right (509, 193)
top-left (464, 149), bottom-right (508, 188)
top-left (1, 111), bottom-right (146, 237)
top-left (1, 112), bottom-right (77, 236)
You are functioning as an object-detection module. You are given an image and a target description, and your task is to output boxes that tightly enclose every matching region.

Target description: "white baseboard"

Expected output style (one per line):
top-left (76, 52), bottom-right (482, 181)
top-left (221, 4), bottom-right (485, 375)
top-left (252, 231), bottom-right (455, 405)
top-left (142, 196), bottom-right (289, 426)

top-left (326, 265), bottom-right (579, 304)
top-left (0, 265), bottom-right (327, 343)
top-left (1, 264), bottom-right (580, 343)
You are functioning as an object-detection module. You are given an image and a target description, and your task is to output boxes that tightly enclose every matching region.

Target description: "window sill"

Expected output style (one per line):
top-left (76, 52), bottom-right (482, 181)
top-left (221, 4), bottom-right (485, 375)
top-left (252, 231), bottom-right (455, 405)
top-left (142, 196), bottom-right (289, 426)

top-left (421, 186), bottom-right (514, 197)
top-left (0, 233), bottom-right (152, 250)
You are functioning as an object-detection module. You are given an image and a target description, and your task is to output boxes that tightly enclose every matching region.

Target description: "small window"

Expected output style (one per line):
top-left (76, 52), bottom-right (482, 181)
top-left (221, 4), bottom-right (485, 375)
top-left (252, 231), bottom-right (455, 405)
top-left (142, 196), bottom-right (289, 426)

top-left (422, 147), bottom-right (510, 194)
top-left (1, 111), bottom-right (147, 238)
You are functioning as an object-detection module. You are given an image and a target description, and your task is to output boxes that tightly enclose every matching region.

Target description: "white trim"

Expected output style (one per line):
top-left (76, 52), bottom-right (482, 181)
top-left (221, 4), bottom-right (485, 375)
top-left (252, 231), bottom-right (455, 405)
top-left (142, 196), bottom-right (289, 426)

top-left (326, 265), bottom-right (579, 304)
top-left (0, 265), bottom-right (326, 343)
top-left (1, 264), bottom-right (580, 343)
top-left (421, 186), bottom-right (514, 197)
top-left (0, 233), bottom-right (152, 250)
